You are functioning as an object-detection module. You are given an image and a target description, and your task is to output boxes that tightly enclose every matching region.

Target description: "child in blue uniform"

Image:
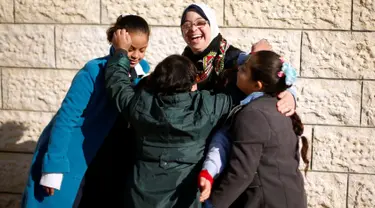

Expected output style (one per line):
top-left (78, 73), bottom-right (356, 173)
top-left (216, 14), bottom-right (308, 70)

top-left (21, 15), bottom-right (150, 208)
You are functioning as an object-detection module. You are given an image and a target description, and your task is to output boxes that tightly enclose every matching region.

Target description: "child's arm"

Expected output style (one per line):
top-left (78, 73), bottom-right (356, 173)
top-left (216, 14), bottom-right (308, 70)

top-left (201, 127), bottom-right (231, 180)
top-left (41, 64), bottom-right (96, 193)
top-left (210, 109), bottom-right (270, 208)
top-left (104, 29), bottom-right (135, 118)
top-left (199, 127), bottom-right (231, 202)
top-left (104, 49), bottom-right (135, 118)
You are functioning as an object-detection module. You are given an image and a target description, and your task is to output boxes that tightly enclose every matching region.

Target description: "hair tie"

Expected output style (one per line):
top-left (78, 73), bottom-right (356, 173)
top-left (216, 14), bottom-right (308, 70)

top-left (277, 71), bottom-right (285, 78)
top-left (279, 57), bottom-right (285, 63)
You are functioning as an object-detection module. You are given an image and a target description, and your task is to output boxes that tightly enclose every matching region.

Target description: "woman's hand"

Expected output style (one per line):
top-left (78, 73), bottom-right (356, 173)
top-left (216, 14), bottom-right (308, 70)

top-left (112, 29), bottom-right (132, 51)
top-left (43, 186), bottom-right (55, 196)
top-left (277, 90), bottom-right (296, 116)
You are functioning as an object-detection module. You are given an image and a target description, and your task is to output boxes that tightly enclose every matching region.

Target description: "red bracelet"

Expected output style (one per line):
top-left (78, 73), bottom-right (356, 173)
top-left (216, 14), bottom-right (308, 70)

top-left (199, 170), bottom-right (214, 186)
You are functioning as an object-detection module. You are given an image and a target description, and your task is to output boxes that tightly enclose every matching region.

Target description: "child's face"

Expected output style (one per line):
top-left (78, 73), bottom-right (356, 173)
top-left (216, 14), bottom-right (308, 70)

top-left (181, 11), bottom-right (211, 53)
top-left (128, 32), bottom-right (149, 68)
top-left (236, 64), bottom-right (259, 95)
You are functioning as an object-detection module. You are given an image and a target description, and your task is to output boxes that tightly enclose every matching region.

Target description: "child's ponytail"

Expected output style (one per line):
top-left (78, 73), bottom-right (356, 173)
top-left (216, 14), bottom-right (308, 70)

top-left (290, 113), bottom-right (310, 175)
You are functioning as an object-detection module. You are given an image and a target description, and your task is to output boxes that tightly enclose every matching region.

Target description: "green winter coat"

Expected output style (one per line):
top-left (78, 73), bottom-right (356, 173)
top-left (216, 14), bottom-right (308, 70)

top-left (104, 50), bottom-right (232, 208)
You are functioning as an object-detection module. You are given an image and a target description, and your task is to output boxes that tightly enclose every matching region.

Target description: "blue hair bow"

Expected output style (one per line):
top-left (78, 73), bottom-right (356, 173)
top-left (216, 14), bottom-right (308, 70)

top-left (280, 62), bottom-right (297, 86)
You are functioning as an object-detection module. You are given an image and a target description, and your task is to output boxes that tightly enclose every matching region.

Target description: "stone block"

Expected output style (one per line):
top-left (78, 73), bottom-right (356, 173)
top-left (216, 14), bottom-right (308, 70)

top-left (313, 126), bottom-right (375, 173)
top-left (101, 0), bottom-right (223, 25)
top-left (296, 79), bottom-right (361, 125)
top-left (221, 28), bottom-right (301, 72)
top-left (56, 25), bottom-right (109, 69)
top-left (0, 25), bottom-right (55, 68)
top-left (301, 31), bottom-right (375, 79)
top-left (225, 0), bottom-right (351, 29)
top-left (15, 0), bottom-right (100, 23)
top-left (0, 153), bottom-right (32, 193)
top-left (353, 0), bottom-right (375, 30)
top-left (348, 174), bottom-right (375, 207)
top-left (304, 172), bottom-right (347, 208)
top-left (0, 110), bottom-right (54, 153)
top-left (2, 68), bottom-right (76, 111)
top-left (0, 0), bottom-right (13, 22)
top-left (362, 81), bottom-right (375, 126)
top-left (0, 194), bottom-right (22, 208)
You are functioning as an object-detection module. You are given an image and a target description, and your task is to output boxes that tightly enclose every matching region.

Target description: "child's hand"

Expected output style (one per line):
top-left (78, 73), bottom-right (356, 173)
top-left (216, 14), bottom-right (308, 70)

top-left (42, 186), bottom-right (55, 196)
top-left (112, 29), bottom-right (132, 51)
top-left (199, 177), bottom-right (212, 202)
top-left (251, 39), bottom-right (272, 53)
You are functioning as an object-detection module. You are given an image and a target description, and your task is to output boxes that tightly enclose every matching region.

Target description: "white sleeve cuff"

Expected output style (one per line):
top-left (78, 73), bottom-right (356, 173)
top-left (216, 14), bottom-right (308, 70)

top-left (40, 173), bottom-right (63, 190)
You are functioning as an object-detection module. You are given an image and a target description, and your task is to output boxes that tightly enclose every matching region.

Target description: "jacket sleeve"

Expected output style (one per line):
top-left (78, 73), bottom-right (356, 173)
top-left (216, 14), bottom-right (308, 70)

top-left (211, 108), bottom-right (271, 208)
top-left (104, 49), bottom-right (135, 118)
top-left (42, 65), bottom-right (95, 173)
top-left (202, 126), bottom-right (231, 178)
top-left (214, 93), bottom-right (233, 121)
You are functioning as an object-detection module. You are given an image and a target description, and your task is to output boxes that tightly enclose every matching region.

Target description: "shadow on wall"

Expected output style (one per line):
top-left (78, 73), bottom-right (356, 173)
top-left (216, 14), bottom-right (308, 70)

top-left (0, 121), bottom-right (37, 152)
top-left (0, 121), bottom-right (37, 208)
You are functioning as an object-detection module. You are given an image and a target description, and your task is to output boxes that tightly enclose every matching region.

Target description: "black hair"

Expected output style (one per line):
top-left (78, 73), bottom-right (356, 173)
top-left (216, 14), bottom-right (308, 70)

top-left (290, 113), bottom-right (310, 175)
top-left (247, 50), bottom-right (289, 96)
top-left (146, 55), bottom-right (198, 95)
top-left (247, 50), bottom-right (309, 174)
top-left (107, 15), bottom-right (150, 43)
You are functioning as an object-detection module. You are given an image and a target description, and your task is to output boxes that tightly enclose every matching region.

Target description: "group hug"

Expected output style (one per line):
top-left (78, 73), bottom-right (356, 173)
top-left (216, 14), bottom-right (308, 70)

top-left (21, 3), bottom-right (309, 208)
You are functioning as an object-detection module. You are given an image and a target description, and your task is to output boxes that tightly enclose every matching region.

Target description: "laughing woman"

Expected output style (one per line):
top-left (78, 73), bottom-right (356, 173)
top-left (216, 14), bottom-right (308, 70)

top-left (180, 3), bottom-right (296, 112)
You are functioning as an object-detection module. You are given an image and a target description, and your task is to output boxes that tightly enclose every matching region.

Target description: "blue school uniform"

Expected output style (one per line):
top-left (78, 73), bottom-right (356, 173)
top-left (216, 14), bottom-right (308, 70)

top-left (21, 47), bottom-right (149, 208)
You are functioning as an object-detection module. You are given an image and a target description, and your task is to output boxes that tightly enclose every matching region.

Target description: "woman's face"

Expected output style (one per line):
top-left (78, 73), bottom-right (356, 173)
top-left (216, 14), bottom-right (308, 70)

top-left (127, 32), bottom-right (149, 68)
top-left (181, 11), bottom-right (211, 53)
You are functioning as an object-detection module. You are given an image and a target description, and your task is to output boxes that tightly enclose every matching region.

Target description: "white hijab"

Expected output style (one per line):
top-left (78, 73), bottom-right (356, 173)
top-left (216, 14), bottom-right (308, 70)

top-left (182, 3), bottom-right (220, 43)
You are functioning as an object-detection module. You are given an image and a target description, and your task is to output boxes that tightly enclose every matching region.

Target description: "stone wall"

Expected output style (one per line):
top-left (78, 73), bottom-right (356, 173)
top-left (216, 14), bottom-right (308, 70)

top-left (0, 0), bottom-right (374, 207)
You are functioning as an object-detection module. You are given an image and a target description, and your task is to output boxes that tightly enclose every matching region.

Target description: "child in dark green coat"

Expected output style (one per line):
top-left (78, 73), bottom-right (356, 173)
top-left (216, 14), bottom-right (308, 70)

top-left (104, 29), bottom-right (232, 208)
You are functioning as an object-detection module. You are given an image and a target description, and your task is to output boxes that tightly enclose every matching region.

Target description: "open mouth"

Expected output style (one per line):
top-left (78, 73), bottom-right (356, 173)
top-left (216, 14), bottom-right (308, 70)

top-left (190, 34), bottom-right (203, 43)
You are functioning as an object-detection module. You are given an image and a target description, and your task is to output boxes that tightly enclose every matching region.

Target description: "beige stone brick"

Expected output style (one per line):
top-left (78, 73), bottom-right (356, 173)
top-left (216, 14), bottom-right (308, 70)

top-left (313, 126), bottom-right (375, 173)
top-left (362, 81), bottom-right (375, 126)
top-left (301, 31), bottom-right (375, 79)
top-left (0, 153), bottom-right (32, 193)
top-left (0, 110), bottom-right (54, 153)
top-left (15, 0), bottom-right (100, 23)
top-left (0, 0), bottom-right (13, 22)
top-left (56, 25), bottom-right (109, 69)
top-left (296, 79), bottom-right (361, 125)
top-left (221, 28), bottom-right (301, 71)
top-left (101, 0), bottom-right (223, 26)
top-left (353, 0), bottom-right (375, 30)
top-left (2, 68), bottom-right (76, 111)
top-left (0, 194), bottom-right (21, 208)
top-left (145, 27), bottom-right (186, 69)
top-left (348, 175), bottom-right (375, 208)
top-left (0, 25), bottom-right (55, 68)
top-left (304, 172), bottom-right (347, 208)
top-left (225, 0), bottom-right (351, 29)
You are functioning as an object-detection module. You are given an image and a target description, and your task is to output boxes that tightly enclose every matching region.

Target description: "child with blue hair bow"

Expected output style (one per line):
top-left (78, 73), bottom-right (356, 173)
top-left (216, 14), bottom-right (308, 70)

top-left (199, 51), bottom-right (309, 208)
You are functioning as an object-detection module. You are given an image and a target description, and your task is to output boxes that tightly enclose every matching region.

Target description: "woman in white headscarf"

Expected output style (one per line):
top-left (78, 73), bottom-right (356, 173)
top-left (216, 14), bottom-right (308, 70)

top-left (180, 3), bottom-right (296, 112)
